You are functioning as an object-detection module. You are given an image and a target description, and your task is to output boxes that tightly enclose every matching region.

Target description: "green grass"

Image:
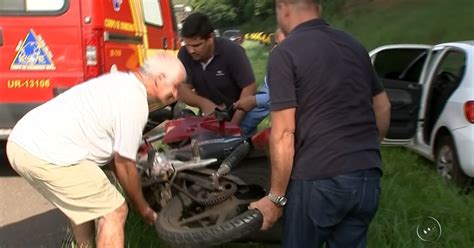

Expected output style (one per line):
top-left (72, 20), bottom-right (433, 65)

top-left (243, 40), bottom-right (271, 85)
top-left (327, 0), bottom-right (474, 50)
top-left (238, 0), bottom-right (474, 51)
top-left (370, 147), bottom-right (474, 247)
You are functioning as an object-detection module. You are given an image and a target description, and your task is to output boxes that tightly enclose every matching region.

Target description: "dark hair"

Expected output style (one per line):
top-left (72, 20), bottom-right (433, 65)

top-left (181, 12), bottom-right (215, 39)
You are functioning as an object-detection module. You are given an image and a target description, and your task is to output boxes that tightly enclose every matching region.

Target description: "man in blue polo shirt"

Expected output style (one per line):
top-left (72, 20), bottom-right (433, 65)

top-left (250, 0), bottom-right (391, 247)
top-left (177, 12), bottom-right (259, 134)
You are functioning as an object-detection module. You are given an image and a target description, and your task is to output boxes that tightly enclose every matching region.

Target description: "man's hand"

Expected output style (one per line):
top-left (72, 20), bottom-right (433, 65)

top-left (230, 82), bottom-right (257, 125)
top-left (230, 109), bottom-right (245, 125)
top-left (250, 197), bottom-right (283, 231)
top-left (200, 100), bottom-right (224, 115)
top-left (139, 206), bottom-right (158, 225)
top-left (233, 96), bottom-right (257, 112)
top-left (178, 84), bottom-right (223, 115)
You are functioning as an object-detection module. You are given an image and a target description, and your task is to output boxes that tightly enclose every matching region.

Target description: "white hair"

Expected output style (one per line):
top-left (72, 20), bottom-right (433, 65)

top-left (141, 53), bottom-right (186, 83)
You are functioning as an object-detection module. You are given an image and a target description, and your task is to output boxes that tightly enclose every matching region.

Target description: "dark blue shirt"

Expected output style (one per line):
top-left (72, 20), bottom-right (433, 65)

top-left (178, 37), bottom-right (255, 107)
top-left (268, 19), bottom-right (384, 180)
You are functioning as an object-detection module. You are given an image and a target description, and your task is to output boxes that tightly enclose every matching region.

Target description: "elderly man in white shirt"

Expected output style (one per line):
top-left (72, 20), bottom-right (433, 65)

top-left (6, 53), bottom-right (186, 248)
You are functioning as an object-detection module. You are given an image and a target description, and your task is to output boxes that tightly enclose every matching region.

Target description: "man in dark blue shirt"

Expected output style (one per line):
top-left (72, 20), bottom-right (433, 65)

top-left (177, 12), bottom-right (258, 133)
top-left (250, 1), bottom-right (391, 247)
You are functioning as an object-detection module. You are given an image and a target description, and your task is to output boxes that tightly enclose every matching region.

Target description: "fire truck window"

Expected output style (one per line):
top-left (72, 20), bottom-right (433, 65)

top-left (142, 0), bottom-right (164, 27)
top-left (26, 0), bottom-right (64, 11)
top-left (0, 0), bottom-right (65, 12)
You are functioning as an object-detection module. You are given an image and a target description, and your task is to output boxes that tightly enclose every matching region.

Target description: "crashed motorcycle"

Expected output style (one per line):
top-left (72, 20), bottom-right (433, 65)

top-left (137, 106), bottom-right (278, 247)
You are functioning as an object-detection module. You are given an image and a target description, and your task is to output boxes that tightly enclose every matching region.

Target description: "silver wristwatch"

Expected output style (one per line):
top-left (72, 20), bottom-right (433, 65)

top-left (267, 193), bottom-right (288, 207)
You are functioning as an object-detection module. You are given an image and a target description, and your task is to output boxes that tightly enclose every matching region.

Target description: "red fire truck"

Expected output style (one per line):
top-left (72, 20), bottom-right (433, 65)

top-left (0, 0), bottom-right (181, 139)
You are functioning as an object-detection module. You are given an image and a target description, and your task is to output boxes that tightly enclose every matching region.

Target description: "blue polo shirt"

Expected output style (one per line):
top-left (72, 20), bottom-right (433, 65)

top-left (268, 18), bottom-right (384, 180)
top-left (178, 37), bottom-right (255, 107)
top-left (256, 76), bottom-right (270, 108)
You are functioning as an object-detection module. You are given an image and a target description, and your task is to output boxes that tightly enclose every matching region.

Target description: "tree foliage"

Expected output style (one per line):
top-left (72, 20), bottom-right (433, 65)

top-left (189, 0), bottom-right (274, 28)
top-left (254, 0), bottom-right (274, 17)
top-left (185, 0), bottom-right (353, 27)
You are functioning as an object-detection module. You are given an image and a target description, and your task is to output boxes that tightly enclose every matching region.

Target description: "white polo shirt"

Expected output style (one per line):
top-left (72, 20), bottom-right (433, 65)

top-left (9, 72), bottom-right (149, 166)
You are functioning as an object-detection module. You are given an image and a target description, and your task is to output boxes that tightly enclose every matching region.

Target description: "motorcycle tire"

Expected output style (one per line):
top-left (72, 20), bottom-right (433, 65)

top-left (155, 157), bottom-right (269, 247)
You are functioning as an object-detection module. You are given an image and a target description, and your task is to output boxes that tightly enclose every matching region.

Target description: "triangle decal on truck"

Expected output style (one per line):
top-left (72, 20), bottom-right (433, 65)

top-left (10, 29), bottom-right (56, 70)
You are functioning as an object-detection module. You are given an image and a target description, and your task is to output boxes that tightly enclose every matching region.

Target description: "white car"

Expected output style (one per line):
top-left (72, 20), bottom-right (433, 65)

top-left (370, 41), bottom-right (474, 188)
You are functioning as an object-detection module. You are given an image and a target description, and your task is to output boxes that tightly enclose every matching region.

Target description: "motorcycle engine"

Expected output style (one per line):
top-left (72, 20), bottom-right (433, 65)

top-left (137, 147), bottom-right (175, 182)
top-left (149, 152), bottom-right (174, 180)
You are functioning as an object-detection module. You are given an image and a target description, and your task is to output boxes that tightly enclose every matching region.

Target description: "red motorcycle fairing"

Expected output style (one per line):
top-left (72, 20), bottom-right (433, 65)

top-left (163, 116), bottom-right (242, 144)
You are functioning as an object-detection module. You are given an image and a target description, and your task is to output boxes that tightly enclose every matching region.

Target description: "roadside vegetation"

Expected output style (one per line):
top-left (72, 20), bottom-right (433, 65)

top-left (327, 0), bottom-right (474, 50)
top-left (119, 0), bottom-right (474, 247)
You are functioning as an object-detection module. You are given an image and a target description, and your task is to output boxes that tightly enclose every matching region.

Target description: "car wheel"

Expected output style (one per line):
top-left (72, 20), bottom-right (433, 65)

top-left (435, 135), bottom-right (470, 187)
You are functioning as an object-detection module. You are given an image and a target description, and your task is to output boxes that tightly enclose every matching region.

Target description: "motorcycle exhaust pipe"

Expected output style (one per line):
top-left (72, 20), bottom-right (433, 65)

top-left (211, 141), bottom-right (250, 187)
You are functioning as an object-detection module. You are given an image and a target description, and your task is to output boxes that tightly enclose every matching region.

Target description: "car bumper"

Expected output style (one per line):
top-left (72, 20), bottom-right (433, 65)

top-left (452, 125), bottom-right (474, 177)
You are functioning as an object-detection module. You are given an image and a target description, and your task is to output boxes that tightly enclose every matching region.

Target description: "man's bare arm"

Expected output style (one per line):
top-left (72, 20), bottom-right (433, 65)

top-left (231, 82), bottom-right (257, 124)
top-left (269, 108), bottom-right (296, 196)
top-left (372, 91), bottom-right (391, 141)
top-left (177, 83), bottom-right (219, 114)
top-left (248, 107), bottom-right (295, 230)
top-left (112, 153), bottom-right (156, 224)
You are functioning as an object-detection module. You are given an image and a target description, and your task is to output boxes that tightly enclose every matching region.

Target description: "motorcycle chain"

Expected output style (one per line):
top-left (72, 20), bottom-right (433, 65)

top-left (195, 181), bottom-right (238, 206)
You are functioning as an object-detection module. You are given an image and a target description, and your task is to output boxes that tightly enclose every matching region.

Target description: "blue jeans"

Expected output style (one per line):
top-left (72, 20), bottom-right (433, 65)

top-left (283, 168), bottom-right (381, 248)
top-left (239, 105), bottom-right (269, 135)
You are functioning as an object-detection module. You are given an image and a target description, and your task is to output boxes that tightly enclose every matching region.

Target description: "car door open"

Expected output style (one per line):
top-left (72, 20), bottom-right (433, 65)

top-left (370, 45), bottom-right (432, 143)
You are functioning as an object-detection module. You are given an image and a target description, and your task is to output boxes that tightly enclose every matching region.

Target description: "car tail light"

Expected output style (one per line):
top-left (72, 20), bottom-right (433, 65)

top-left (465, 101), bottom-right (474, 123)
top-left (84, 29), bottom-right (103, 80)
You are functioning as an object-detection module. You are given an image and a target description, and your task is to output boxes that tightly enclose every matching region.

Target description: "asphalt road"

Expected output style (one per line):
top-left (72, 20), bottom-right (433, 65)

top-left (0, 141), bottom-right (68, 248)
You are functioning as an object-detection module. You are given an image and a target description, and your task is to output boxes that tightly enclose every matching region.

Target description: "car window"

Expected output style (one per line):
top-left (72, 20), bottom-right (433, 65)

top-left (373, 48), bottom-right (430, 82)
top-left (433, 51), bottom-right (466, 84)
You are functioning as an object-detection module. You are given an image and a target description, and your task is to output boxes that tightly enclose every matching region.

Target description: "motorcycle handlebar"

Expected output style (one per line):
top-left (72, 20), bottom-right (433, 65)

top-left (142, 132), bottom-right (165, 144)
top-left (212, 105), bottom-right (235, 122)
